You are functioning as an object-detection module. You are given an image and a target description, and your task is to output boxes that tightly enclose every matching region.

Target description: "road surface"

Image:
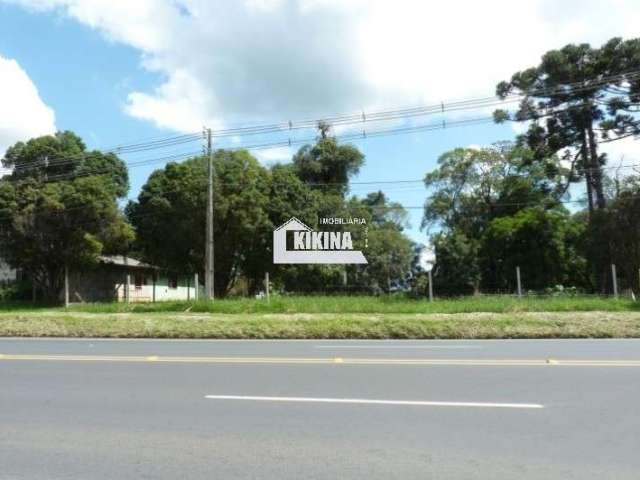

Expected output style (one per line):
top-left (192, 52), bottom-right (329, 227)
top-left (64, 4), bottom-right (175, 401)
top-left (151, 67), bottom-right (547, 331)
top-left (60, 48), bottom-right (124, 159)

top-left (1, 338), bottom-right (639, 479)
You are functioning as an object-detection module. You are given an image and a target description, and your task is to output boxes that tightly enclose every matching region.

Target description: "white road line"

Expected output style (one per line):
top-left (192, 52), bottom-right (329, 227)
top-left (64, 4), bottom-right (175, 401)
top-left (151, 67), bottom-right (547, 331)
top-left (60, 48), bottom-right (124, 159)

top-left (204, 395), bottom-right (544, 409)
top-left (315, 345), bottom-right (481, 349)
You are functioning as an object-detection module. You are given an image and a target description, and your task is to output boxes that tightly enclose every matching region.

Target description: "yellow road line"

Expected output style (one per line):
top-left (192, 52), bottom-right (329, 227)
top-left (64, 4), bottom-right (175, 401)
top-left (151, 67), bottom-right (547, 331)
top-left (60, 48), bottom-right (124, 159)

top-left (0, 354), bottom-right (639, 367)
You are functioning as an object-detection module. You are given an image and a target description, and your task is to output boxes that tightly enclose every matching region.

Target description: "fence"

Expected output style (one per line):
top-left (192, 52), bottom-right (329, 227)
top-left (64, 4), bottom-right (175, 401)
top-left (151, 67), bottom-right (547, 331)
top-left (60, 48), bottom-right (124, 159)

top-left (6, 263), bottom-right (637, 306)
top-left (258, 263), bottom-right (639, 301)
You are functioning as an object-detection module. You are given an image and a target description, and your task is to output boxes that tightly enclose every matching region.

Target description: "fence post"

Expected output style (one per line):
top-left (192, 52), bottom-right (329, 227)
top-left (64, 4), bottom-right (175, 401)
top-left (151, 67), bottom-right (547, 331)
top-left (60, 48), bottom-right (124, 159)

top-left (194, 273), bottom-right (199, 301)
top-left (152, 273), bottom-right (156, 303)
top-left (612, 264), bottom-right (618, 299)
top-left (428, 269), bottom-right (434, 302)
top-left (125, 274), bottom-right (130, 304)
top-left (64, 265), bottom-right (69, 308)
top-left (516, 266), bottom-right (522, 298)
top-left (265, 272), bottom-right (270, 302)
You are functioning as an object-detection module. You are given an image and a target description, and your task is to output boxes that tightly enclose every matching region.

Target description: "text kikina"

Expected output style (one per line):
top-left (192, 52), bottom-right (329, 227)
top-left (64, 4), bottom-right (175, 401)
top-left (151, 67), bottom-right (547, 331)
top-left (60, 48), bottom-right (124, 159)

top-left (273, 217), bottom-right (367, 264)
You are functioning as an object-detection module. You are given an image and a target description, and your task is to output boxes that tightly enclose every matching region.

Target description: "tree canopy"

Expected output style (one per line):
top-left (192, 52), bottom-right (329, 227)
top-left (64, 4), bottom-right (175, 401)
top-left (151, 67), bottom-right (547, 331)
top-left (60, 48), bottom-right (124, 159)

top-left (0, 132), bottom-right (132, 301)
top-left (494, 38), bottom-right (640, 213)
top-left (127, 149), bottom-right (273, 295)
top-left (422, 143), bottom-right (587, 293)
top-left (292, 123), bottom-right (364, 194)
top-left (127, 128), bottom-right (416, 296)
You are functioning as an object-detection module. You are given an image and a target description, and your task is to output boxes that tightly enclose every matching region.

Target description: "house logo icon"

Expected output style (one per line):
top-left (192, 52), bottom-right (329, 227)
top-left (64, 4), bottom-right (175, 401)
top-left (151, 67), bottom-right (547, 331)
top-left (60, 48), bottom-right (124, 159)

top-left (273, 217), bottom-right (368, 264)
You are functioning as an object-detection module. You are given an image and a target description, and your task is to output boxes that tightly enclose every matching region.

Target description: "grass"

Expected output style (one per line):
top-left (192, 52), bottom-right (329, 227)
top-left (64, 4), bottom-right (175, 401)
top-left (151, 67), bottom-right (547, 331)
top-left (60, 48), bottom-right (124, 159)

top-left (0, 310), bottom-right (638, 339)
top-left (0, 295), bottom-right (637, 339)
top-left (59, 294), bottom-right (639, 314)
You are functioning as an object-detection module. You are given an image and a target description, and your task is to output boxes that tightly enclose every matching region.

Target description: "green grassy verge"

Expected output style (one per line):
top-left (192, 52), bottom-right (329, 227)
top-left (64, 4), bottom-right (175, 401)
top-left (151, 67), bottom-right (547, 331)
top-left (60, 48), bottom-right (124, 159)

top-left (50, 295), bottom-right (640, 314)
top-left (0, 311), bottom-right (638, 339)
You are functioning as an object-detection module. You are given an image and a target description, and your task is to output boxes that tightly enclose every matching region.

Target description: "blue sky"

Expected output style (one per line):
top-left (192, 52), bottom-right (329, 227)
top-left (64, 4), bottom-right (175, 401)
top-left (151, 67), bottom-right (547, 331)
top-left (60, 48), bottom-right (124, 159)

top-left (1, 0), bottom-right (639, 243)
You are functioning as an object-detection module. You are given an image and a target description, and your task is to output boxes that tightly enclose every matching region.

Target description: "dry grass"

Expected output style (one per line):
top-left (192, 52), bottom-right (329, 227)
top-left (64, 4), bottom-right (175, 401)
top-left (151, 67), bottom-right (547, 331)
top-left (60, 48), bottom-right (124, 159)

top-left (0, 311), bottom-right (638, 339)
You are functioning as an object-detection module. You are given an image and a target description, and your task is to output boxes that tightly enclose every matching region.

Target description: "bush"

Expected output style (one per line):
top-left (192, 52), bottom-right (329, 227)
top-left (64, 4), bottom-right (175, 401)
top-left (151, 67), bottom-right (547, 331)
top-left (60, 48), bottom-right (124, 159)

top-left (0, 280), bottom-right (33, 302)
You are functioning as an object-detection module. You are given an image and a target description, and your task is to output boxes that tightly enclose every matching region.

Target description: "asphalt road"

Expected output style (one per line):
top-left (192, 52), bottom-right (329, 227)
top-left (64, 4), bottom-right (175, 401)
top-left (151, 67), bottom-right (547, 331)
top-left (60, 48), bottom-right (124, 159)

top-left (1, 338), bottom-right (639, 479)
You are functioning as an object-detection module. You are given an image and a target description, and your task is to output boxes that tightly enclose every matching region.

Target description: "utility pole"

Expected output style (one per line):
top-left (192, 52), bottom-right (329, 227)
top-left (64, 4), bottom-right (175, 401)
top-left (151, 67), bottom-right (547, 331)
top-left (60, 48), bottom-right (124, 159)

top-left (64, 265), bottom-right (69, 308)
top-left (205, 128), bottom-right (215, 301)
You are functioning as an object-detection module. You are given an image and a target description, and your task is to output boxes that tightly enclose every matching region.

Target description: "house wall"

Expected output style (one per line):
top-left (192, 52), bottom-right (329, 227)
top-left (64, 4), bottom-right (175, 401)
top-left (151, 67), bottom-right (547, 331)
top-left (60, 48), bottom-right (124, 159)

top-left (69, 268), bottom-right (200, 303)
top-left (68, 268), bottom-right (124, 303)
top-left (121, 275), bottom-right (200, 302)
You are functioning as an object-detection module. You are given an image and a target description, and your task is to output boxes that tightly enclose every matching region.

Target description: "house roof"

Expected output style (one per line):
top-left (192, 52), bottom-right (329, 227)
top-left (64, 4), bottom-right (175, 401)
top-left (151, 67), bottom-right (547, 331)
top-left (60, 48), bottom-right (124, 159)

top-left (274, 217), bottom-right (312, 232)
top-left (99, 255), bottom-right (158, 270)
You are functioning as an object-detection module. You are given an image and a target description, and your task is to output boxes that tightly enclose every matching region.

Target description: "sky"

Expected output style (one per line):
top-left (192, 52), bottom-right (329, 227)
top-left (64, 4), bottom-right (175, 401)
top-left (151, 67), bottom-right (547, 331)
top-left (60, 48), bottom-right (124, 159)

top-left (1, 0), bottom-right (640, 243)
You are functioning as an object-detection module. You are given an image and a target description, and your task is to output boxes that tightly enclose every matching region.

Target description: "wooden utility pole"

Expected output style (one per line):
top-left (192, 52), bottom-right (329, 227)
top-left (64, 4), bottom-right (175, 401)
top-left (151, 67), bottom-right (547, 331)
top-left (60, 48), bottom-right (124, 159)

top-left (205, 128), bottom-right (215, 301)
top-left (516, 266), bottom-right (522, 299)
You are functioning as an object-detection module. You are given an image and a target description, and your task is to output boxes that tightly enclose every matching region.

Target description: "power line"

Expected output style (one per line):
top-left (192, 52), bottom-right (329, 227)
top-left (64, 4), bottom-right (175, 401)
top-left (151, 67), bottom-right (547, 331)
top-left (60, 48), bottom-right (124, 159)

top-left (17, 122), bottom-right (640, 188)
top-left (198, 69), bottom-right (640, 139)
top-left (7, 68), bottom-right (640, 173)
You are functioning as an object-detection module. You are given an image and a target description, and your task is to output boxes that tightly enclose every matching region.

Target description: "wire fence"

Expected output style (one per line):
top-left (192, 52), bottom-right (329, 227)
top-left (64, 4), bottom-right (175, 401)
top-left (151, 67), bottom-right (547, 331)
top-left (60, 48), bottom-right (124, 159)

top-left (254, 263), bottom-right (638, 301)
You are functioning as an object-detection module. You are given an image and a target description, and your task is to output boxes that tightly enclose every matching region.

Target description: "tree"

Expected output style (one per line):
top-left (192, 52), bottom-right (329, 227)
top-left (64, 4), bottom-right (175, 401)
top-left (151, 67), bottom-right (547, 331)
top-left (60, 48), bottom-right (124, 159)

top-left (292, 122), bottom-right (364, 195)
top-left (0, 132), bottom-right (133, 301)
top-left (431, 231), bottom-right (481, 295)
top-left (494, 38), bottom-right (640, 213)
top-left (3, 131), bottom-right (128, 197)
top-left (252, 163), bottom-right (323, 293)
top-left (270, 129), bottom-right (371, 293)
top-left (422, 143), bottom-right (588, 293)
top-left (348, 192), bottom-right (414, 293)
top-left (586, 174), bottom-right (640, 291)
top-left (127, 149), bottom-right (272, 296)
top-left (481, 208), bottom-right (588, 291)
top-left (423, 143), bottom-right (564, 236)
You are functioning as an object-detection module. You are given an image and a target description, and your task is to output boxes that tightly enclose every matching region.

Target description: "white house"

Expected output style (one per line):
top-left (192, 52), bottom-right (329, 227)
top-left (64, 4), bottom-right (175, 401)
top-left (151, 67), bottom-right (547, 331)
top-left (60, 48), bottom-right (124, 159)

top-left (67, 255), bottom-right (200, 303)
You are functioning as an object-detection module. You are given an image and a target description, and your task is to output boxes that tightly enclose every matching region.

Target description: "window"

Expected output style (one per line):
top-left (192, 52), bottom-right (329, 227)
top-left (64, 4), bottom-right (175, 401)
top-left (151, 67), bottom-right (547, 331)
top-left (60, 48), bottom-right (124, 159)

top-left (168, 274), bottom-right (178, 289)
top-left (134, 273), bottom-right (146, 290)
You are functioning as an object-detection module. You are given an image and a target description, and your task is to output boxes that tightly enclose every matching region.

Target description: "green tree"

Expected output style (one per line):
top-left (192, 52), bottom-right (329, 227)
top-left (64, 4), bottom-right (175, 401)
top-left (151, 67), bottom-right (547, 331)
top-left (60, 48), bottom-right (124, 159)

top-left (423, 144), bottom-right (564, 236)
top-left (272, 129), bottom-right (369, 293)
top-left (348, 192), bottom-right (414, 293)
top-left (494, 37), bottom-right (640, 213)
top-left (256, 163), bottom-right (323, 293)
top-left (586, 175), bottom-right (640, 291)
top-left (127, 149), bottom-right (272, 296)
top-left (431, 230), bottom-right (481, 295)
top-left (422, 143), bottom-right (588, 293)
top-left (3, 131), bottom-right (128, 196)
top-left (292, 122), bottom-right (364, 195)
top-left (481, 208), bottom-right (588, 291)
top-left (0, 132), bottom-right (133, 302)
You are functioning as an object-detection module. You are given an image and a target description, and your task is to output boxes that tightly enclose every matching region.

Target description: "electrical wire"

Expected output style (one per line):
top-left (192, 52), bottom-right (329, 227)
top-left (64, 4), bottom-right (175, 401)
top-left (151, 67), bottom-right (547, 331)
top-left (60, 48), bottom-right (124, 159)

top-left (7, 68), bottom-right (640, 172)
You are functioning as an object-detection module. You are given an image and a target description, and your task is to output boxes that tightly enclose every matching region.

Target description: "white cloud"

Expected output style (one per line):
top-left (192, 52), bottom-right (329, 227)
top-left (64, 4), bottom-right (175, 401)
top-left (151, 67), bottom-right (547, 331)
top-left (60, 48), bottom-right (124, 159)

top-left (5, 0), bottom-right (640, 141)
top-left (0, 55), bottom-right (56, 159)
top-left (251, 145), bottom-right (294, 164)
